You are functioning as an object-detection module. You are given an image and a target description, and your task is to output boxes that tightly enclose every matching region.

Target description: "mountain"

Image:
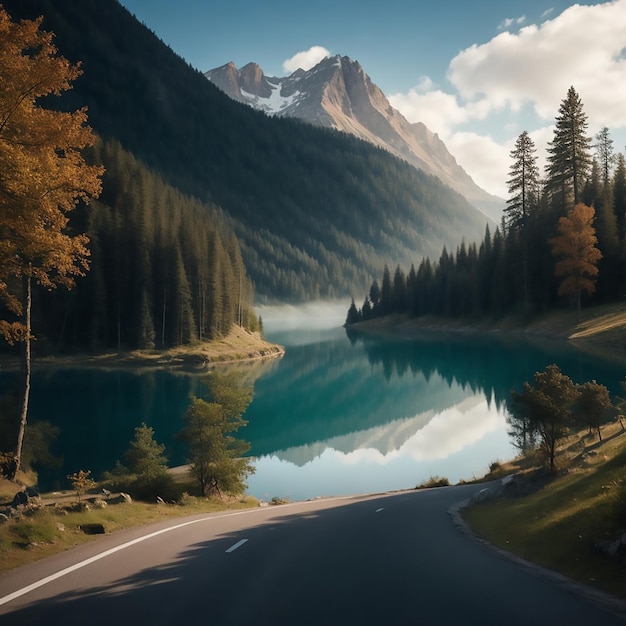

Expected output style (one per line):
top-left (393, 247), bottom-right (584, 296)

top-left (4, 0), bottom-right (491, 303)
top-left (206, 56), bottom-right (504, 222)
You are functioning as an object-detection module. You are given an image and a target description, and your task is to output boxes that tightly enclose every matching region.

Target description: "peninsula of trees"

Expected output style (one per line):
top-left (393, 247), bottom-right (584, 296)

top-left (347, 87), bottom-right (623, 325)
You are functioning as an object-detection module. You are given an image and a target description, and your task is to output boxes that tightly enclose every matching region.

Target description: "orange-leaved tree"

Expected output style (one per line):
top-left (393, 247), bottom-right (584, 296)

top-left (550, 202), bottom-right (601, 316)
top-left (0, 6), bottom-right (103, 479)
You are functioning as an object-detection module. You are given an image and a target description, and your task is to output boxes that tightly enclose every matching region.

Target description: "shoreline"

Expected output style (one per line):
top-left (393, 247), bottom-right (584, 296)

top-left (346, 302), bottom-right (626, 363)
top-left (0, 325), bottom-right (285, 372)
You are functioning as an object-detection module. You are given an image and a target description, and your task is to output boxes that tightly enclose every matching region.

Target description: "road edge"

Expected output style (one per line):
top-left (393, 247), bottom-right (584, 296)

top-left (449, 498), bottom-right (626, 621)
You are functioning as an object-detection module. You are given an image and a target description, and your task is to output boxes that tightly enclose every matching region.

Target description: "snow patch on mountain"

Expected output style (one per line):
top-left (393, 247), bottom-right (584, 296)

top-left (205, 55), bottom-right (504, 222)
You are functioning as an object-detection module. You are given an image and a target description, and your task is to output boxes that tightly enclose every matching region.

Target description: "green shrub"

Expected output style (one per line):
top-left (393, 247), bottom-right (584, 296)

top-left (178, 491), bottom-right (197, 507)
top-left (489, 460), bottom-right (503, 474)
top-left (416, 475), bottom-right (450, 489)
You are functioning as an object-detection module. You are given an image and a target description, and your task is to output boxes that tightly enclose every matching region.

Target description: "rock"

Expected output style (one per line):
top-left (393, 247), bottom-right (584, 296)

top-left (79, 523), bottom-right (105, 535)
top-left (472, 487), bottom-right (493, 502)
top-left (0, 513), bottom-right (8, 525)
top-left (91, 498), bottom-right (107, 509)
top-left (595, 528), bottom-right (626, 563)
top-left (56, 523), bottom-right (65, 532)
top-left (11, 490), bottom-right (28, 508)
top-left (112, 492), bottom-right (132, 504)
top-left (156, 496), bottom-right (165, 504)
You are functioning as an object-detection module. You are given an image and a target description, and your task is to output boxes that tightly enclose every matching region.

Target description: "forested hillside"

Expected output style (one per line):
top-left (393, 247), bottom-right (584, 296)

top-left (32, 140), bottom-right (258, 352)
top-left (4, 0), bottom-right (489, 302)
top-left (347, 88), bottom-right (626, 326)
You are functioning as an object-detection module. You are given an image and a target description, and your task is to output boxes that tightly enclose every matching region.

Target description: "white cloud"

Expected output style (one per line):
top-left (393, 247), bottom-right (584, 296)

top-left (388, 86), bottom-right (471, 138)
top-left (446, 132), bottom-right (513, 198)
top-left (449, 0), bottom-right (626, 125)
top-left (283, 45), bottom-right (331, 73)
top-left (390, 0), bottom-right (626, 197)
top-left (498, 15), bottom-right (526, 30)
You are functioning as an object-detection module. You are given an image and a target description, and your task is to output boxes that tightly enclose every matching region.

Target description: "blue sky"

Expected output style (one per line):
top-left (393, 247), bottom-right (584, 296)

top-left (119, 0), bottom-right (626, 198)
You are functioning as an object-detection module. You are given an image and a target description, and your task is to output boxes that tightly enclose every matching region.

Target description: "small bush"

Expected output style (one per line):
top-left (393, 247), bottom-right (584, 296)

top-left (489, 460), bottom-right (503, 474)
top-left (67, 470), bottom-right (96, 503)
top-left (178, 492), bottom-right (197, 507)
top-left (417, 475), bottom-right (450, 489)
top-left (269, 496), bottom-right (290, 505)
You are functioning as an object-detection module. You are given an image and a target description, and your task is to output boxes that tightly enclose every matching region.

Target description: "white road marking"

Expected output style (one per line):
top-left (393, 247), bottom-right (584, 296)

top-left (225, 539), bottom-right (248, 553)
top-left (0, 509), bottom-right (255, 607)
top-left (0, 492), bottom-right (376, 607)
top-left (376, 508), bottom-right (384, 513)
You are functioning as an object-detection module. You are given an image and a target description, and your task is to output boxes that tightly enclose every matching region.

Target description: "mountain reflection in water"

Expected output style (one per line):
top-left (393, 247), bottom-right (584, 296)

top-left (2, 305), bottom-right (623, 499)
top-left (245, 309), bottom-right (624, 501)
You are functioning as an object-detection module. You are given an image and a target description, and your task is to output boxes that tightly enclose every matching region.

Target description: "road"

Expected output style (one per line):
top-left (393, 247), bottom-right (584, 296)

top-left (0, 483), bottom-right (624, 625)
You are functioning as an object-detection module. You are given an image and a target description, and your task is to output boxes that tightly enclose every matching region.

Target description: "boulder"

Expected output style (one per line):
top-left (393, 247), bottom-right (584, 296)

top-left (112, 492), bottom-right (132, 504)
top-left (79, 523), bottom-right (105, 535)
top-left (11, 490), bottom-right (28, 508)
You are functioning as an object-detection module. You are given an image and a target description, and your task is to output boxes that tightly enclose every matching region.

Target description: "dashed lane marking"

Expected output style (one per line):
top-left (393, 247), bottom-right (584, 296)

top-left (225, 539), bottom-right (248, 553)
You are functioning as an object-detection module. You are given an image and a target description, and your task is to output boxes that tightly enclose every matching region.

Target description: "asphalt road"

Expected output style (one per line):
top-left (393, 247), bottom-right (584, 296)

top-left (1, 483), bottom-right (625, 625)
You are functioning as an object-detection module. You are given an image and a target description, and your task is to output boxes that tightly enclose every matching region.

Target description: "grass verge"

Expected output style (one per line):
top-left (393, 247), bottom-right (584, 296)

top-left (463, 423), bottom-right (626, 598)
top-left (0, 471), bottom-right (260, 573)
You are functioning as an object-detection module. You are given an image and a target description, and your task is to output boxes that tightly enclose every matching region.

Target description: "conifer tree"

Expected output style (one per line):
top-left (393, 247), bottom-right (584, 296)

top-left (594, 126), bottom-right (616, 187)
top-left (178, 372), bottom-right (254, 497)
top-left (345, 299), bottom-right (360, 325)
top-left (506, 131), bottom-right (540, 231)
top-left (125, 423), bottom-right (169, 484)
top-left (545, 86), bottom-right (592, 213)
top-left (369, 280), bottom-right (381, 315)
top-left (613, 153), bottom-right (626, 240)
top-left (380, 266), bottom-right (392, 316)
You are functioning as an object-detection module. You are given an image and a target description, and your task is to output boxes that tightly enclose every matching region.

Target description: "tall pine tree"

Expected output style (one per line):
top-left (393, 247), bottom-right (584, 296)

top-left (545, 87), bottom-right (592, 214)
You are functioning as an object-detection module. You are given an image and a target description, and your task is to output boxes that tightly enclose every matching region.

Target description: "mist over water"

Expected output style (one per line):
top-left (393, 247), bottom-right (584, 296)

top-left (3, 300), bottom-right (623, 500)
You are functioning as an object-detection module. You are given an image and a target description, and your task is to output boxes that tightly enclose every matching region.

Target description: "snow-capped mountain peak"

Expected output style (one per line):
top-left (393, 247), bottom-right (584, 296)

top-left (205, 55), bottom-right (503, 221)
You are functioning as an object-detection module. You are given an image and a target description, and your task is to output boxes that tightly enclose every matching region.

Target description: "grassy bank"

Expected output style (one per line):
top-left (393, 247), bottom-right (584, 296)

top-left (350, 301), bottom-right (626, 357)
top-left (0, 325), bottom-right (284, 372)
top-left (463, 422), bottom-right (626, 599)
top-left (0, 469), bottom-right (260, 573)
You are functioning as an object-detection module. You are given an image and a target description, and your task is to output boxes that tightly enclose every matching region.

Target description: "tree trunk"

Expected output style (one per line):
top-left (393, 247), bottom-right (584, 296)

top-left (12, 273), bottom-right (32, 480)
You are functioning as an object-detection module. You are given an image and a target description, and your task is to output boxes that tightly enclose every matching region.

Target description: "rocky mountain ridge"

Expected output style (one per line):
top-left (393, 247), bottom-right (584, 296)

top-left (206, 55), bottom-right (503, 222)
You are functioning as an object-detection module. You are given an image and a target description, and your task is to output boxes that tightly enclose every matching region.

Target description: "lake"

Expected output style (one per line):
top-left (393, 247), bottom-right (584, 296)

top-left (2, 303), bottom-right (624, 500)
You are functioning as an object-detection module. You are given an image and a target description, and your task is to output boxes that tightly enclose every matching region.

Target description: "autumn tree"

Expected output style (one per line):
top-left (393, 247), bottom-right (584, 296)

top-left (550, 203), bottom-right (602, 314)
top-left (545, 86), bottom-right (592, 213)
top-left (0, 7), bottom-right (103, 478)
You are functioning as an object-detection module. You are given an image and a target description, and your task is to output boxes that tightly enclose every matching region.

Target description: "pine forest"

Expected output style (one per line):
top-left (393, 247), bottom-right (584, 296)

top-left (347, 88), bottom-right (626, 325)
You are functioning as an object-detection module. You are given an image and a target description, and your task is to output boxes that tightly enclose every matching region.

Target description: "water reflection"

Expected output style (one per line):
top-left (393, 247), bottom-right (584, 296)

top-left (245, 319), bottom-right (624, 501)
top-left (1, 310), bottom-right (623, 500)
top-left (244, 327), bottom-right (516, 500)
